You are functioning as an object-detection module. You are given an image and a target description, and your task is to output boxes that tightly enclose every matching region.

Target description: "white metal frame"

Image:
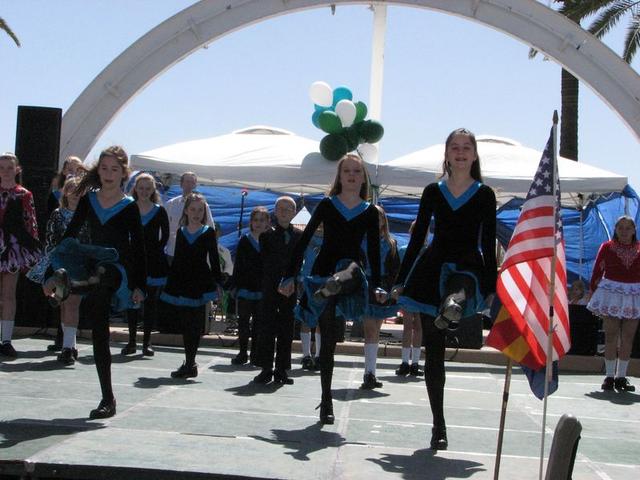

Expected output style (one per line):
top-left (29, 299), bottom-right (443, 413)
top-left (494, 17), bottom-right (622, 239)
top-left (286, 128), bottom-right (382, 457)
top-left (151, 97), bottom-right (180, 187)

top-left (60, 0), bottom-right (640, 164)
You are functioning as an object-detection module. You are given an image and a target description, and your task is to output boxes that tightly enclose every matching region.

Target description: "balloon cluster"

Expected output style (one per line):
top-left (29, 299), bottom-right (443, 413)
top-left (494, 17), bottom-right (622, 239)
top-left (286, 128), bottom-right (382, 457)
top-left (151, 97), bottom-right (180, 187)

top-left (310, 81), bottom-right (384, 161)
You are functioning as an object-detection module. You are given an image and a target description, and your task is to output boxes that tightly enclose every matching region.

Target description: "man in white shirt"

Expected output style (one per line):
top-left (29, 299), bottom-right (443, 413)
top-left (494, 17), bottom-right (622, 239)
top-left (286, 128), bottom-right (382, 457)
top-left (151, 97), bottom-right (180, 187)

top-left (165, 172), bottom-right (214, 260)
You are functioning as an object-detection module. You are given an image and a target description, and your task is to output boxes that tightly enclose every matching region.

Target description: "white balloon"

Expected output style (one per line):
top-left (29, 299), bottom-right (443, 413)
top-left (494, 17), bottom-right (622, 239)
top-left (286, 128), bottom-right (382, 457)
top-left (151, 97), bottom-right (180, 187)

top-left (335, 99), bottom-right (357, 127)
top-left (309, 81), bottom-right (333, 107)
top-left (358, 143), bottom-right (379, 164)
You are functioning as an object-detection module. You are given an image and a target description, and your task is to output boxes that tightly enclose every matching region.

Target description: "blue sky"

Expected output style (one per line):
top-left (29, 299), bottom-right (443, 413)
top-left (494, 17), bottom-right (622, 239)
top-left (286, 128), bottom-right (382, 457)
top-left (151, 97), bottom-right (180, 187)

top-left (2, 1), bottom-right (639, 189)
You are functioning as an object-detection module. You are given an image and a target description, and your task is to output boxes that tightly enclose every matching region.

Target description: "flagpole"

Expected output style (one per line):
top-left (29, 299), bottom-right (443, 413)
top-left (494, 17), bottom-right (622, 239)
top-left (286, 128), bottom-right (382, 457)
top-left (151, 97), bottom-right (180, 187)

top-left (538, 110), bottom-right (560, 480)
top-left (493, 357), bottom-right (513, 480)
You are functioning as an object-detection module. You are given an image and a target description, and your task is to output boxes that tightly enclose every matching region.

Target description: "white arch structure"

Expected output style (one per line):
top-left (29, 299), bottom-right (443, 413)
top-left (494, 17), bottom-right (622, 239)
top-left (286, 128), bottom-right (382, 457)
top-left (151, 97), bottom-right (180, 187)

top-left (60, 0), bottom-right (640, 163)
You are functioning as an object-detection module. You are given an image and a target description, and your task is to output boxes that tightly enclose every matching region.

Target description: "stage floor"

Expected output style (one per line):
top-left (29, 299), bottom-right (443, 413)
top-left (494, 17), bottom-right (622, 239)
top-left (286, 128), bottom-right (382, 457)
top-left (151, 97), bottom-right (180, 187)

top-left (1, 337), bottom-right (639, 479)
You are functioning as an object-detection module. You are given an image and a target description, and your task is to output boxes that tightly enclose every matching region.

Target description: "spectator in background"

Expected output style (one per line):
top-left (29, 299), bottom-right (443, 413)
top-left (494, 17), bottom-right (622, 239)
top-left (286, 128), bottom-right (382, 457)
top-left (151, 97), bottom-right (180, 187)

top-left (165, 172), bottom-right (213, 261)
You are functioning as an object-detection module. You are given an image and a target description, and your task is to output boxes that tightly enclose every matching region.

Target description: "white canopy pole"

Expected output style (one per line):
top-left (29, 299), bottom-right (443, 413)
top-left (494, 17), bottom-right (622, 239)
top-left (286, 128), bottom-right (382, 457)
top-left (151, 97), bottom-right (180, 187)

top-left (369, 3), bottom-right (387, 197)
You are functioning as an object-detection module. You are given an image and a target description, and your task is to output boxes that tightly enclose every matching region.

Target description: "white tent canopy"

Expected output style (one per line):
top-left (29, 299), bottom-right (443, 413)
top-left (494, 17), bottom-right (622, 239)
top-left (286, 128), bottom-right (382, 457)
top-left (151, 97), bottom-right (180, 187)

top-left (376, 136), bottom-right (628, 203)
top-left (132, 128), bottom-right (628, 202)
top-left (132, 126), bottom-right (356, 194)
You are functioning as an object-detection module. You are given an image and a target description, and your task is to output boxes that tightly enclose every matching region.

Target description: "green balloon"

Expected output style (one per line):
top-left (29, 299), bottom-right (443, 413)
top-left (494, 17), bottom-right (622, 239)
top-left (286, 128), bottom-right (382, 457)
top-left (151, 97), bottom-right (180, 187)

top-left (357, 120), bottom-right (384, 143)
top-left (318, 110), bottom-right (343, 134)
top-left (354, 101), bottom-right (368, 123)
top-left (320, 134), bottom-right (348, 161)
top-left (344, 126), bottom-right (360, 151)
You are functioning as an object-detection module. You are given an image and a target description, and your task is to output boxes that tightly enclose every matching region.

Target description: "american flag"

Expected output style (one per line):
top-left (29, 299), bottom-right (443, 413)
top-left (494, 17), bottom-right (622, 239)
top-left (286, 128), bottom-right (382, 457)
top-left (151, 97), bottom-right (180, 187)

top-left (486, 127), bottom-right (570, 370)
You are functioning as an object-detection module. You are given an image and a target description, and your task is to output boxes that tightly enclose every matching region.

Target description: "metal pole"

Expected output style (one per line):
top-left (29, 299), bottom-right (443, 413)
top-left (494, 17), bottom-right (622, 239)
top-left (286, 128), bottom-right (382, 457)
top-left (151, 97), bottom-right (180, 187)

top-left (493, 358), bottom-right (513, 480)
top-left (238, 188), bottom-right (248, 238)
top-left (539, 111), bottom-right (560, 480)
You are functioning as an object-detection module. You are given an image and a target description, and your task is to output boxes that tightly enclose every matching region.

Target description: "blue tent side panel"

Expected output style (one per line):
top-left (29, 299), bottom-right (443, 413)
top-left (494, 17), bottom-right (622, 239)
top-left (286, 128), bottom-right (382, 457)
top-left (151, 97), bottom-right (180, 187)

top-left (496, 187), bottom-right (640, 285)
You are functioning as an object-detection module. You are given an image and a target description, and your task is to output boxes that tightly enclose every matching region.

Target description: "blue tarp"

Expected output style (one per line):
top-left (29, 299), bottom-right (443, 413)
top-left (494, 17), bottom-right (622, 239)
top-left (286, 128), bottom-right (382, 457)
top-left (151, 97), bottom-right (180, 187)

top-left (162, 184), bottom-right (639, 285)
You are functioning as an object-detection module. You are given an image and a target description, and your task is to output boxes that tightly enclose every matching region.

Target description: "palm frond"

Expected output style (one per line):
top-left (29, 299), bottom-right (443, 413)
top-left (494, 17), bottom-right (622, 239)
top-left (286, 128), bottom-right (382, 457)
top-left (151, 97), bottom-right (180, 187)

top-left (559, 0), bottom-right (616, 22)
top-left (588, 2), bottom-right (635, 38)
top-left (0, 17), bottom-right (20, 47)
top-left (623, 17), bottom-right (640, 61)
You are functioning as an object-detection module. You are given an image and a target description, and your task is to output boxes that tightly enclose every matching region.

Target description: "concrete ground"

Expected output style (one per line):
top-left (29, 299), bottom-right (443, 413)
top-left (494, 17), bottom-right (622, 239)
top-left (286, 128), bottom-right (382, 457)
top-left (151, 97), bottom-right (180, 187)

top-left (1, 330), bottom-right (639, 479)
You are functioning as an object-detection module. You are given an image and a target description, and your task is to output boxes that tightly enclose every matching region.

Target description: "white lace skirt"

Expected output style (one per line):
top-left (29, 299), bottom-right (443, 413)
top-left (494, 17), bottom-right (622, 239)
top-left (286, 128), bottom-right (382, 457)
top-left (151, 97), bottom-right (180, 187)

top-left (587, 278), bottom-right (640, 319)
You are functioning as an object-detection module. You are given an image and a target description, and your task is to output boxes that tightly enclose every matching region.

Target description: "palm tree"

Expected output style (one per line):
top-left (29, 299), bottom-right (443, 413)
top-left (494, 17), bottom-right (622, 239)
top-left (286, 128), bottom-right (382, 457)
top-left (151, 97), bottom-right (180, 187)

top-left (562, 1), bottom-right (640, 63)
top-left (530, 2), bottom-right (582, 160)
top-left (0, 16), bottom-right (20, 46)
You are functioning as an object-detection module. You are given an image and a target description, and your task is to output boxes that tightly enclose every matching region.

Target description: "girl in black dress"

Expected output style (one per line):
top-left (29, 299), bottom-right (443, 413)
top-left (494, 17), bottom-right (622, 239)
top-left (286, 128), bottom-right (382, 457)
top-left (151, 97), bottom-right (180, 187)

top-left (161, 193), bottom-right (222, 378)
top-left (121, 173), bottom-right (169, 357)
top-left (393, 128), bottom-right (497, 450)
top-left (280, 153), bottom-right (386, 424)
top-left (46, 146), bottom-right (146, 419)
top-left (230, 206), bottom-right (270, 365)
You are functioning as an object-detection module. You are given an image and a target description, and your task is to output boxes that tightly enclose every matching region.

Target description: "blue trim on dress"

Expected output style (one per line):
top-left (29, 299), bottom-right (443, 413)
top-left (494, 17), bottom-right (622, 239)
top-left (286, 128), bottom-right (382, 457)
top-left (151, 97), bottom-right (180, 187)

top-left (237, 288), bottom-right (262, 300)
top-left (246, 233), bottom-right (260, 253)
top-left (140, 204), bottom-right (160, 226)
top-left (438, 181), bottom-right (482, 211)
top-left (161, 290), bottom-right (218, 307)
top-left (330, 196), bottom-right (370, 221)
top-left (88, 192), bottom-right (134, 225)
top-left (181, 225), bottom-right (210, 245)
top-left (398, 295), bottom-right (439, 316)
top-left (367, 303), bottom-right (399, 319)
top-left (147, 276), bottom-right (167, 287)
top-left (295, 259), bottom-right (370, 327)
top-left (438, 262), bottom-right (485, 315)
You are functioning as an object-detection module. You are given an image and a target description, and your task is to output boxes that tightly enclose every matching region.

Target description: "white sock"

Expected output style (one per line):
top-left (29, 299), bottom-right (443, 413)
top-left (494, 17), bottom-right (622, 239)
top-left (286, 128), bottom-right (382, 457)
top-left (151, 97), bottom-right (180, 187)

top-left (314, 332), bottom-right (321, 357)
top-left (364, 343), bottom-right (378, 375)
top-left (605, 359), bottom-right (617, 377)
top-left (62, 325), bottom-right (77, 349)
top-left (401, 347), bottom-right (410, 363)
top-left (300, 332), bottom-right (311, 357)
top-left (1, 320), bottom-right (14, 343)
top-left (616, 360), bottom-right (629, 378)
top-left (412, 347), bottom-right (422, 365)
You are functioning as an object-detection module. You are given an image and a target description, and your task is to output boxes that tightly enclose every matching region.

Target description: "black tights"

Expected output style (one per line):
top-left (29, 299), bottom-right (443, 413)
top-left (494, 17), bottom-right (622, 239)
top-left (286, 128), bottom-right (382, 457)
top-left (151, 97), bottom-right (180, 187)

top-left (421, 314), bottom-right (446, 428)
top-left (237, 298), bottom-right (259, 355)
top-left (318, 298), bottom-right (341, 403)
top-left (126, 286), bottom-right (160, 345)
top-left (180, 305), bottom-right (205, 367)
top-left (85, 266), bottom-right (120, 402)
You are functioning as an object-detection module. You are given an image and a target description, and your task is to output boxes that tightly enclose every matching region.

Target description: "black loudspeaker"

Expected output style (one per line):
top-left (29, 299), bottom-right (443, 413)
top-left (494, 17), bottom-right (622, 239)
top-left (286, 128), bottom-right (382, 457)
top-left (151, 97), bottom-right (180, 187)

top-left (445, 314), bottom-right (483, 349)
top-left (14, 106), bottom-right (62, 328)
top-left (568, 305), bottom-right (598, 356)
top-left (15, 105), bottom-right (62, 238)
top-left (632, 324), bottom-right (640, 359)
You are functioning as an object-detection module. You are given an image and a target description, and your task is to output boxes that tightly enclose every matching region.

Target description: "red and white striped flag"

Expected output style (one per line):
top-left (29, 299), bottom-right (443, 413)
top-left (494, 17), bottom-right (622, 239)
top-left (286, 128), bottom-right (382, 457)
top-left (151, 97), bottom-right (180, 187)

top-left (490, 127), bottom-right (571, 370)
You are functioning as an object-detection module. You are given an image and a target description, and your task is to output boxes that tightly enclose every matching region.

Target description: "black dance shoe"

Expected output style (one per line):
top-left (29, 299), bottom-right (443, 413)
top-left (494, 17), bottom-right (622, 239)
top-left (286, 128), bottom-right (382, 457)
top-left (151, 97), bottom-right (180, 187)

top-left (360, 372), bottom-right (383, 390)
top-left (395, 362), bottom-right (411, 376)
top-left (171, 362), bottom-right (198, 379)
top-left (47, 342), bottom-right (62, 352)
top-left (120, 343), bottom-right (136, 356)
top-left (313, 356), bottom-right (321, 370)
top-left (614, 377), bottom-right (635, 392)
top-left (301, 355), bottom-right (315, 371)
top-left (409, 363), bottom-right (424, 376)
top-left (231, 351), bottom-right (248, 365)
top-left (57, 348), bottom-right (76, 365)
top-left (48, 269), bottom-right (70, 307)
top-left (142, 344), bottom-right (155, 357)
top-left (0, 342), bottom-right (18, 358)
top-left (253, 368), bottom-right (273, 384)
top-left (601, 376), bottom-right (615, 391)
top-left (430, 425), bottom-right (448, 450)
top-left (317, 400), bottom-right (335, 425)
top-left (313, 276), bottom-right (341, 301)
top-left (274, 369), bottom-right (294, 385)
top-left (89, 398), bottom-right (117, 419)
